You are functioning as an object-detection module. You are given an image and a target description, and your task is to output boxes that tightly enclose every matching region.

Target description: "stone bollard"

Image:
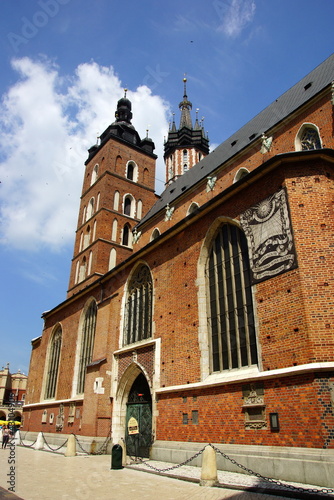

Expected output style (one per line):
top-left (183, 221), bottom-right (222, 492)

top-left (65, 433), bottom-right (76, 457)
top-left (120, 440), bottom-right (127, 466)
top-left (34, 432), bottom-right (44, 450)
top-left (13, 429), bottom-right (20, 445)
top-left (200, 445), bottom-right (218, 487)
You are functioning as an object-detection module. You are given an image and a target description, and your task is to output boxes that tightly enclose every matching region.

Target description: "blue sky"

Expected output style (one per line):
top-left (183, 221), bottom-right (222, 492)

top-left (0, 0), bottom-right (333, 375)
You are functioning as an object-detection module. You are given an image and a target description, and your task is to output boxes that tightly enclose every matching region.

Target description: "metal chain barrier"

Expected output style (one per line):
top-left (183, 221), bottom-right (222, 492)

top-left (18, 432), bottom-right (37, 448)
top-left (41, 432), bottom-right (68, 452)
top-left (73, 432), bottom-right (111, 456)
top-left (128, 445), bottom-right (207, 472)
top-left (209, 444), bottom-right (334, 497)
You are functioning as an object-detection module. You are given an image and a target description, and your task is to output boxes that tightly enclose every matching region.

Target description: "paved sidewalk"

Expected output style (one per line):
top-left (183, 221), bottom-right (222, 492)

top-left (0, 445), bottom-right (332, 500)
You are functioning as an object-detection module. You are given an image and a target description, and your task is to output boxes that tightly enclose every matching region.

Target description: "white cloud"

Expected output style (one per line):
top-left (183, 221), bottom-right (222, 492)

top-left (0, 57), bottom-right (170, 252)
top-left (216, 0), bottom-right (256, 38)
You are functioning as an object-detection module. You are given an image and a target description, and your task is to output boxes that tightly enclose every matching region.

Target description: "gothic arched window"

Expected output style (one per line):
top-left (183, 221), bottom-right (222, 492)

top-left (91, 164), bottom-right (99, 185)
top-left (124, 197), bottom-right (132, 216)
top-left (77, 301), bottom-right (97, 394)
top-left (122, 224), bottom-right (131, 246)
top-left (183, 149), bottom-right (188, 172)
top-left (234, 168), bottom-right (249, 183)
top-left (207, 223), bottom-right (258, 372)
top-left (123, 265), bottom-right (153, 346)
top-left (127, 163), bottom-right (134, 180)
top-left (45, 326), bottom-right (62, 399)
top-left (296, 124), bottom-right (321, 151)
top-left (150, 228), bottom-right (160, 241)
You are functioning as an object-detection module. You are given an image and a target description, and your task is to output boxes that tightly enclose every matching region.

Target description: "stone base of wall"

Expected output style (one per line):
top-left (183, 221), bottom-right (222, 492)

top-left (151, 440), bottom-right (334, 488)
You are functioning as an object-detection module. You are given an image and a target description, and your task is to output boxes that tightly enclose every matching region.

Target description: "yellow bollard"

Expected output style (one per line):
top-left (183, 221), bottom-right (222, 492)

top-left (200, 445), bottom-right (218, 487)
top-left (65, 433), bottom-right (76, 457)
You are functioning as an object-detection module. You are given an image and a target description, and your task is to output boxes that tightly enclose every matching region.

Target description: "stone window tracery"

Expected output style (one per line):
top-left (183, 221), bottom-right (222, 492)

top-left (295, 124), bottom-right (321, 151)
top-left (123, 265), bottom-right (153, 346)
top-left (45, 326), bottom-right (62, 400)
top-left (77, 301), bottom-right (97, 394)
top-left (207, 223), bottom-right (258, 372)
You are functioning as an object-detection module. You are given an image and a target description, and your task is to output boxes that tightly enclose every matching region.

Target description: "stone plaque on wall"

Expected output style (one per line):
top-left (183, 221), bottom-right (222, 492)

top-left (240, 188), bottom-right (297, 283)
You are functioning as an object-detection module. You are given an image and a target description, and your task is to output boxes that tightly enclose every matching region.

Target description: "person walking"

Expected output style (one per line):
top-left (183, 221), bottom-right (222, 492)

top-left (2, 426), bottom-right (10, 449)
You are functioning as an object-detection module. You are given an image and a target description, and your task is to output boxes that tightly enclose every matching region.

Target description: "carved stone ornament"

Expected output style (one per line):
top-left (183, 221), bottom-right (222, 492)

top-left (133, 229), bottom-right (142, 244)
top-left (243, 387), bottom-right (265, 406)
top-left (164, 203), bottom-right (174, 221)
top-left (245, 421), bottom-right (267, 430)
top-left (331, 81), bottom-right (334, 105)
top-left (240, 188), bottom-right (297, 283)
top-left (55, 413), bottom-right (64, 431)
top-left (260, 134), bottom-right (273, 154)
top-left (206, 176), bottom-right (217, 192)
top-left (56, 403), bottom-right (64, 431)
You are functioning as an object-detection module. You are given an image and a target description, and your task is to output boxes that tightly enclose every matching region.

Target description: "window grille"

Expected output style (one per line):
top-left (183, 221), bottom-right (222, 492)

top-left (300, 127), bottom-right (321, 150)
top-left (207, 224), bottom-right (258, 372)
top-left (77, 301), bottom-right (97, 394)
top-left (45, 327), bottom-right (62, 399)
top-left (123, 265), bottom-right (153, 345)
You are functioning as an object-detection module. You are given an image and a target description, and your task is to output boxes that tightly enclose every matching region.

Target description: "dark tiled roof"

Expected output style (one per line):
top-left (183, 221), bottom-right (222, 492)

top-left (138, 53), bottom-right (334, 228)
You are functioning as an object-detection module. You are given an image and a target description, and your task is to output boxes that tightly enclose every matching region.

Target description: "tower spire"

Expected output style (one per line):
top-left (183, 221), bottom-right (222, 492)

top-left (179, 77), bottom-right (193, 129)
top-left (164, 77), bottom-right (210, 186)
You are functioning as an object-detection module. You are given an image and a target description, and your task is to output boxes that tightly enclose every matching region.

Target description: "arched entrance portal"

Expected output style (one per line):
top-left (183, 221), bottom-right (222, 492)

top-left (125, 373), bottom-right (152, 458)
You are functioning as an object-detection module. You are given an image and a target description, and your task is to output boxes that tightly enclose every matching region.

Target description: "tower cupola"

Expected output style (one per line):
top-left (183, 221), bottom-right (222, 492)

top-left (114, 89), bottom-right (133, 125)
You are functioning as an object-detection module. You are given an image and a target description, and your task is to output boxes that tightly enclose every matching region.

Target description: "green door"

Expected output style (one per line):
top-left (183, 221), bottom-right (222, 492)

top-left (125, 373), bottom-right (153, 458)
top-left (126, 402), bottom-right (152, 458)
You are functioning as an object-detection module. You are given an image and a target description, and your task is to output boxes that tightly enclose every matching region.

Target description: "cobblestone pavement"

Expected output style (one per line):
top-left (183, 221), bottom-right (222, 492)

top-left (0, 445), bottom-right (332, 500)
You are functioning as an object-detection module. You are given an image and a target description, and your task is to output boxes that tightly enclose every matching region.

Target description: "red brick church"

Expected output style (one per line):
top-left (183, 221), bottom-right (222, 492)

top-left (23, 54), bottom-right (334, 485)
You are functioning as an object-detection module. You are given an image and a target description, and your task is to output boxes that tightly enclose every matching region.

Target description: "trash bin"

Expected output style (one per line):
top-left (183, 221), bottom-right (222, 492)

top-left (111, 444), bottom-right (123, 470)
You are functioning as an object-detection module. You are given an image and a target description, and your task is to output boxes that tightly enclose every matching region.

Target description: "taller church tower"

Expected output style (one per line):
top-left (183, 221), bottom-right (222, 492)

top-left (164, 78), bottom-right (209, 185)
top-left (67, 92), bottom-right (158, 297)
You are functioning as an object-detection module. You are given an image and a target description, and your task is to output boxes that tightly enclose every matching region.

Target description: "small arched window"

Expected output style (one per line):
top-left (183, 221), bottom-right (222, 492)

top-left (75, 261), bottom-right (80, 284)
top-left (83, 226), bottom-right (90, 250)
top-left (122, 224), bottom-right (131, 246)
top-left (150, 228), bottom-right (160, 241)
top-left (79, 257), bottom-right (87, 282)
top-left (187, 202), bottom-right (199, 216)
top-left (127, 162), bottom-right (134, 180)
top-left (123, 195), bottom-right (135, 217)
top-left (114, 191), bottom-right (120, 211)
top-left (79, 232), bottom-right (83, 252)
top-left (234, 168), bottom-right (249, 183)
top-left (137, 199), bottom-right (143, 219)
top-left (126, 161), bottom-right (138, 182)
top-left (88, 251), bottom-right (93, 275)
top-left (112, 219), bottom-right (118, 241)
top-left (109, 248), bottom-right (116, 270)
top-left (296, 124), bottom-right (321, 151)
top-left (45, 326), bottom-right (62, 400)
top-left (123, 265), bottom-right (153, 345)
top-left (86, 198), bottom-right (94, 220)
top-left (124, 197), bottom-right (131, 216)
top-left (183, 149), bottom-right (188, 172)
top-left (91, 164), bottom-right (99, 185)
top-left (93, 220), bottom-right (97, 240)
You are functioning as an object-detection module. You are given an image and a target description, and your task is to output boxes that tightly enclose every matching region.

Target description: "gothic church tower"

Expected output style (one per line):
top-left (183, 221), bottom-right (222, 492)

top-left (67, 92), bottom-right (158, 297)
top-left (164, 78), bottom-right (209, 185)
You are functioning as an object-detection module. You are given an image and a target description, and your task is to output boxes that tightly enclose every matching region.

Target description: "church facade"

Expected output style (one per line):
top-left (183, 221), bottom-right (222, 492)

top-left (23, 55), bottom-right (334, 482)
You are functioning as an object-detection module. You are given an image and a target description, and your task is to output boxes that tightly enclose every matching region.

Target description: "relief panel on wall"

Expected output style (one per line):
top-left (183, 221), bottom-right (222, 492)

top-left (240, 188), bottom-right (297, 284)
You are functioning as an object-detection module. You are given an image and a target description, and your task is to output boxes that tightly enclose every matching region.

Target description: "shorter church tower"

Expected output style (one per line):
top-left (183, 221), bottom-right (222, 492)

top-left (164, 78), bottom-right (209, 185)
top-left (67, 91), bottom-right (158, 297)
